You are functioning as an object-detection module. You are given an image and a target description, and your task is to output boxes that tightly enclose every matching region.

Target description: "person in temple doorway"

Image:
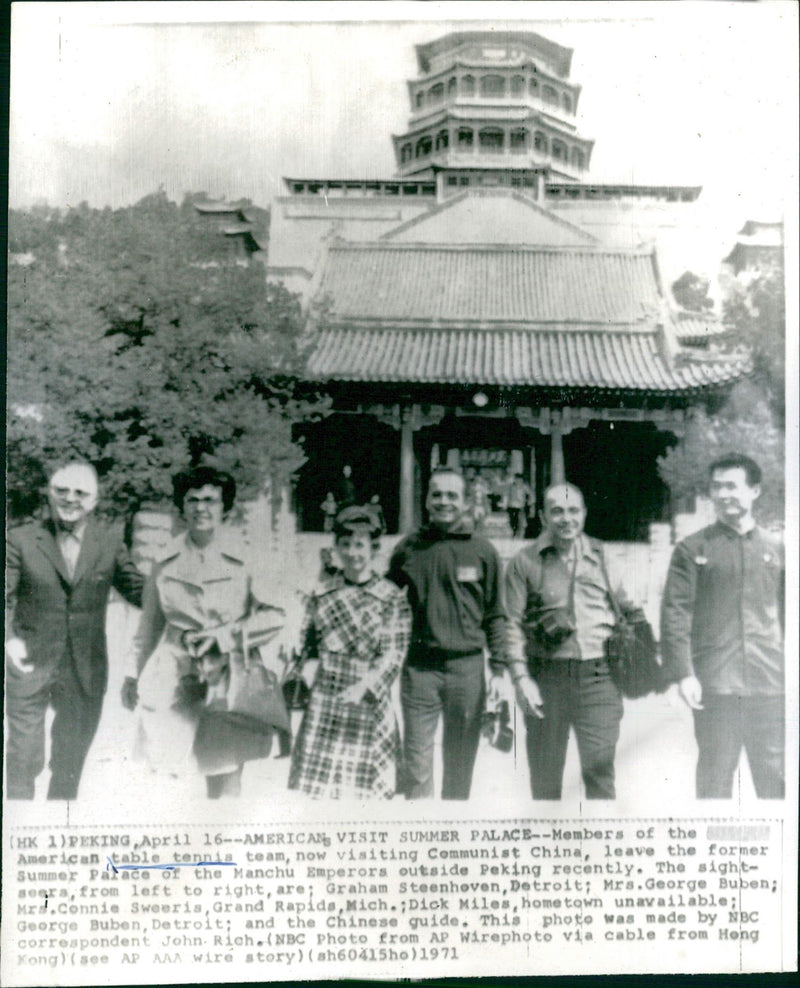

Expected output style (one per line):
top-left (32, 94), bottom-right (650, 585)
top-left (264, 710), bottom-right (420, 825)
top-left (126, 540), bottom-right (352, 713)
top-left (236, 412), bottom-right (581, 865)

top-left (507, 473), bottom-right (534, 540)
top-left (339, 464), bottom-right (357, 509)
top-left (388, 466), bottom-right (507, 800)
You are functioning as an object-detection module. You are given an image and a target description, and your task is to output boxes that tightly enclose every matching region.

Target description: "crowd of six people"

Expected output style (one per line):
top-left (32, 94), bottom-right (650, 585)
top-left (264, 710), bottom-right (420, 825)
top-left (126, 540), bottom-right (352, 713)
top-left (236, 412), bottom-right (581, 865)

top-left (5, 453), bottom-right (784, 803)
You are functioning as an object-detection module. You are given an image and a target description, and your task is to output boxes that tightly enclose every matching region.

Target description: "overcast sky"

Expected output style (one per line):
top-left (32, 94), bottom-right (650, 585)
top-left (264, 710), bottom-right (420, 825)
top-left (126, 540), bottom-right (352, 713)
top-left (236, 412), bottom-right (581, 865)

top-left (9, 0), bottom-right (798, 226)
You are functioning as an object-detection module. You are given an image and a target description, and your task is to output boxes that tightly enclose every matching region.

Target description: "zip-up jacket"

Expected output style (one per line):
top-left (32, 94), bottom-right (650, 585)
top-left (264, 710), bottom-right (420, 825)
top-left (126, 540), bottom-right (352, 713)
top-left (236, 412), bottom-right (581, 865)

top-left (660, 522), bottom-right (784, 695)
top-left (387, 521), bottom-right (506, 672)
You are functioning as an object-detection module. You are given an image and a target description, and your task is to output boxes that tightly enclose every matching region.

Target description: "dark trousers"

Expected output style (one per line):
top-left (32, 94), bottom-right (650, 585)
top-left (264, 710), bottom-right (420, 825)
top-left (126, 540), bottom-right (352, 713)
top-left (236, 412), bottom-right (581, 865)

top-left (524, 658), bottom-right (623, 800)
top-left (693, 694), bottom-right (785, 799)
top-left (401, 652), bottom-right (486, 800)
top-left (6, 659), bottom-right (104, 800)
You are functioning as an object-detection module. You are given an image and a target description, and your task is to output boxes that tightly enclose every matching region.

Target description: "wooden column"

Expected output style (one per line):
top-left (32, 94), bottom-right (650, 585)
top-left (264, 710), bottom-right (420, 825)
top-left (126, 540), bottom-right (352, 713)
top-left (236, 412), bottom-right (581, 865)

top-left (550, 426), bottom-right (565, 484)
top-left (368, 402), bottom-right (445, 534)
top-left (399, 407), bottom-right (416, 534)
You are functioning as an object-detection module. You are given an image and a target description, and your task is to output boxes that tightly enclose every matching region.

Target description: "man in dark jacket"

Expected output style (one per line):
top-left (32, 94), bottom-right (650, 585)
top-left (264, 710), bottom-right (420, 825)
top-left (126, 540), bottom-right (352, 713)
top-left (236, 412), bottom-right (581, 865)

top-left (661, 454), bottom-right (784, 798)
top-left (5, 461), bottom-right (143, 799)
top-left (388, 467), bottom-right (506, 800)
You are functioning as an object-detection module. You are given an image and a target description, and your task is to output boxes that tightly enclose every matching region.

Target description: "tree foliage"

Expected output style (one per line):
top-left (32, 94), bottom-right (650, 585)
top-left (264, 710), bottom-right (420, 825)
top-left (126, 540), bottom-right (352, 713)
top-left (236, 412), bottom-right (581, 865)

top-left (656, 381), bottom-right (784, 523)
top-left (7, 192), bottom-right (327, 520)
top-left (721, 263), bottom-right (785, 423)
top-left (659, 259), bottom-right (786, 525)
top-left (671, 270), bottom-right (714, 312)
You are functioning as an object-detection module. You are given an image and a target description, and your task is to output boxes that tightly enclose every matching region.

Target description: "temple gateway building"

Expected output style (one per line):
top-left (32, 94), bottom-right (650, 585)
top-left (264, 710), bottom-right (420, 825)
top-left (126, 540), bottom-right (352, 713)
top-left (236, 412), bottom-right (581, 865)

top-left (260, 30), bottom-right (748, 540)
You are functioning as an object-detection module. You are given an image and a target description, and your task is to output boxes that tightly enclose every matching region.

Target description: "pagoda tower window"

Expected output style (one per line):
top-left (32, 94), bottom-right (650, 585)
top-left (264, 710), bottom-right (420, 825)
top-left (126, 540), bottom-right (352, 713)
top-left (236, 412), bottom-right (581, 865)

top-left (462, 74), bottom-right (476, 96)
top-left (415, 91), bottom-right (424, 109)
top-left (562, 92), bottom-right (573, 113)
top-left (479, 127), bottom-right (504, 152)
top-left (480, 74), bottom-right (505, 97)
top-left (571, 147), bottom-right (585, 168)
top-left (551, 139), bottom-right (568, 161)
top-left (401, 143), bottom-right (413, 163)
top-left (542, 84), bottom-right (558, 106)
top-left (510, 74), bottom-right (525, 96)
top-left (457, 127), bottom-right (474, 149)
top-left (436, 129), bottom-right (449, 151)
top-left (416, 135), bottom-right (432, 158)
top-left (529, 76), bottom-right (539, 95)
top-left (448, 76), bottom-right (457, 96)
top-left (429, 83), bottom-right (445, 105)
top-left (534, 131), bottom-right (548, 153)
top-left (510, 128), bottom-right (528, 153)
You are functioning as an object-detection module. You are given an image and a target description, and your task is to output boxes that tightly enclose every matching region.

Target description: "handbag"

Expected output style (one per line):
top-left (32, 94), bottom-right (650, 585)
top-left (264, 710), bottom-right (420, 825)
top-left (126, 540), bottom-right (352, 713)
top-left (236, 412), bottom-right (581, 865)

top-left (597, 547), bottom-right (663, 699)
top-left (281, 648), bottom-right (311, 711)
top-left (193, 642), bottom-right (291, 773)
top-left (223, 627), bottom-right (291, 735)
top-left (282, 649), bottom-right (310, 711)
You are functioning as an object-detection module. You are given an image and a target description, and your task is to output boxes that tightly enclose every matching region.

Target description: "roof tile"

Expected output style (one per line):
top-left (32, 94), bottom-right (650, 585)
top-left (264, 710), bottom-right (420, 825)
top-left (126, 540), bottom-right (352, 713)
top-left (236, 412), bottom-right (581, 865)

top-left (307, 325), bottom-right (748, 394)
top-left (319, 243), bottom-right (661, 325)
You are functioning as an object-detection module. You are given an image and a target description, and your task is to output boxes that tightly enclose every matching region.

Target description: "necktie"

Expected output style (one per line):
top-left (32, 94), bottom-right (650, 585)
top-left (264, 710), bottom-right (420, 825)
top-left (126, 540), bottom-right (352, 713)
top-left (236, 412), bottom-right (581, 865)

top-left (58, 532), bottom-right (80, 580)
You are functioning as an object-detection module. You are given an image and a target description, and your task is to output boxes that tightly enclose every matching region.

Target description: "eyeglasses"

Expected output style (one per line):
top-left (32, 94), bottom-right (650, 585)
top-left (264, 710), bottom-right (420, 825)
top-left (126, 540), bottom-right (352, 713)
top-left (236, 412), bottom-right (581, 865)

top-left (50, 486), bottom-right (95, 500)
top-left (184, 495), bottom-right (223, 507)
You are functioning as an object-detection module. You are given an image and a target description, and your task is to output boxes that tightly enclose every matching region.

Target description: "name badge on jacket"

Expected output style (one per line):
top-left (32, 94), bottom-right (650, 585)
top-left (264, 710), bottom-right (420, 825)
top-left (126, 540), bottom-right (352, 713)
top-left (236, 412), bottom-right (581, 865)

top-left (457, 566), bottom-right (479, 583)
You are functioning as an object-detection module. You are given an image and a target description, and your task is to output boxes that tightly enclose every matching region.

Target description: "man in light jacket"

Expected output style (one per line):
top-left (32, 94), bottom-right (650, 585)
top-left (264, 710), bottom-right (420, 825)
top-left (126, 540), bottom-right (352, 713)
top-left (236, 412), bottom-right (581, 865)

top-left (504, 482), bottom-right (634, 800)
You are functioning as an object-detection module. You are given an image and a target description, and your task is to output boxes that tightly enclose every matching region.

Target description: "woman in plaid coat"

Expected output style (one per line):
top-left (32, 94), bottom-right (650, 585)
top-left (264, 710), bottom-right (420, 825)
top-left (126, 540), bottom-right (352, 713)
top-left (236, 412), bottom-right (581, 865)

top-left (289, 506), bottom-right (410, 799)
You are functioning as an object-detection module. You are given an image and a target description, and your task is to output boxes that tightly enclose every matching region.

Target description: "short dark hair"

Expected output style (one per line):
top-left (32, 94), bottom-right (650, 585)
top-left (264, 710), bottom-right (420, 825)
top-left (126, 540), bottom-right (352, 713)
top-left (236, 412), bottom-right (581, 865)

top-left (428, 465), bottom-right (465, 489)
top-left (333, 504), bottom-right (384, 542)
top-left (708, 454), bottom-right (762, 488)
top-left (172, 466), bottom-right (237, 513)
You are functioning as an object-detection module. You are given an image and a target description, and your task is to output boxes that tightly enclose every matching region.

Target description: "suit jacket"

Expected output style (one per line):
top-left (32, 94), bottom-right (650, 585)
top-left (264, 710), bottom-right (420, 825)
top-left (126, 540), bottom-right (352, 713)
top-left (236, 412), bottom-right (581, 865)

top-left (5, 518), bottom-right (144, 699)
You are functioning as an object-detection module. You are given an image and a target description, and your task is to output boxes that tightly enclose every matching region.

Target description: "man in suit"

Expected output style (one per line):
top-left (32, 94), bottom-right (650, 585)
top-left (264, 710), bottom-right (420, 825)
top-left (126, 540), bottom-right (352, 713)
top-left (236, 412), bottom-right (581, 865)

top-left (5, 461), bottom-right (144, 799)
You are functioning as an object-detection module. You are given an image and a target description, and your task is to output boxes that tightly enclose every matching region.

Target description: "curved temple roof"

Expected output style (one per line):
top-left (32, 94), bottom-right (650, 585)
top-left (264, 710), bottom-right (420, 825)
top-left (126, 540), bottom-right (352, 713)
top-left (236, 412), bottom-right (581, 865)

top-left (307, 242), bottom-right (748, 394)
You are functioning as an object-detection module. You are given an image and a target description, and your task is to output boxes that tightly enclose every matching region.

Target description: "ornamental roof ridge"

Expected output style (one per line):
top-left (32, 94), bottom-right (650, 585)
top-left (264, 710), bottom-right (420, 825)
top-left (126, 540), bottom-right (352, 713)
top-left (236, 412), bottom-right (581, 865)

top-left (328, 239), bottom-right (655, 257)
top-left (377, 188), bottom-right (599, 244)
top-left (325, 317), bottom-right (659, 332)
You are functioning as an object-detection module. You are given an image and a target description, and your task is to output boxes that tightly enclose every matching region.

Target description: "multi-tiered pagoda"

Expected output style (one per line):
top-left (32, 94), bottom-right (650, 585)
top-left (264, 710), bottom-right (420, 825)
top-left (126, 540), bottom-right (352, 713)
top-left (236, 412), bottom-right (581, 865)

top-left (250, 30), bottom-right (748, 539)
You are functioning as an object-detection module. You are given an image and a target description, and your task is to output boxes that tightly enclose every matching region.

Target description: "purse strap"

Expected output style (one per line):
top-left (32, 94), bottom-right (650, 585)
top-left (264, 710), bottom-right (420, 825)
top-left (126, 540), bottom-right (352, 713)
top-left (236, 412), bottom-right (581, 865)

top-left (566, 551), bottom-right (578, 621)
top-left (595, 541), bottom-right (624, 623)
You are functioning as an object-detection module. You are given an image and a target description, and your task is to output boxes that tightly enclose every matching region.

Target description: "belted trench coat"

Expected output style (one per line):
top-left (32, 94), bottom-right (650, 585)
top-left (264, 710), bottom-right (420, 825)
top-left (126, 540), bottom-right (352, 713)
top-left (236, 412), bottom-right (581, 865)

top-left (131, 530), bottom-right (284, 774)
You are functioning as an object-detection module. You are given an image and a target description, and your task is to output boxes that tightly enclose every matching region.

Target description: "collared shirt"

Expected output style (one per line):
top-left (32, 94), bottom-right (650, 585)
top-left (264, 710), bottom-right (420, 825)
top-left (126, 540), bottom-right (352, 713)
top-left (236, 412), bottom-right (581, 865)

top-left (504, 532), bottom-right (633, 677)
top-left (660, 522), bottom-right (784, 696)
top-left (387, 520), bottom-right (506, 672)
top-left (56, 519), bottom-right (88, 580)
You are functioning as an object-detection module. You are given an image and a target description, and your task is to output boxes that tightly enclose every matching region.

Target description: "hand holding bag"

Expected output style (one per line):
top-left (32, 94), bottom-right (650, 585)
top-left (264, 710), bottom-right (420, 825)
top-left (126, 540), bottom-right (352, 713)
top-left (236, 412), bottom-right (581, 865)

top-left (193, 625), bottom-right (292, 776)
top-left (597, 548), bottom-right (663, 699)
top-left (224, 625), bottom-right (291, 735)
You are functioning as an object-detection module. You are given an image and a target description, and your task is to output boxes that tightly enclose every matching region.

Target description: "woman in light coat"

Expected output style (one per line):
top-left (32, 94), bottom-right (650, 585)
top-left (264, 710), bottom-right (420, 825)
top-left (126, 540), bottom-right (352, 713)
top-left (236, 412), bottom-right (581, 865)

top-left (121, 466), bottom-right (284, 795)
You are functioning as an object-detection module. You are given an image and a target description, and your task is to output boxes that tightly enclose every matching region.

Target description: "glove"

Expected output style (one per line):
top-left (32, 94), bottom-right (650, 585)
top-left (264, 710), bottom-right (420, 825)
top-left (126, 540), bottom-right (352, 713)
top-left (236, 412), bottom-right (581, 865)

top-left (121, 676), bottom-right (139, 711)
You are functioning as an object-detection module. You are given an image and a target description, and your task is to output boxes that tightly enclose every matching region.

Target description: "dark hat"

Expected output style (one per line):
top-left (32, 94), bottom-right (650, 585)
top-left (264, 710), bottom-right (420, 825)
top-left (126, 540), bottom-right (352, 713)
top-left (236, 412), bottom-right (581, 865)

top-left (333, 504), bottom-right (385, 539)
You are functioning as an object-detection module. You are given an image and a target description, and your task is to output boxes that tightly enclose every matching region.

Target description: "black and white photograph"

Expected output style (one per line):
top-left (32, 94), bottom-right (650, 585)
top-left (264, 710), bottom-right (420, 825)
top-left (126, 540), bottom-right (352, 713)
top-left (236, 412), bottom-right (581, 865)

top-left (3, 1), bottom-right (797, 983)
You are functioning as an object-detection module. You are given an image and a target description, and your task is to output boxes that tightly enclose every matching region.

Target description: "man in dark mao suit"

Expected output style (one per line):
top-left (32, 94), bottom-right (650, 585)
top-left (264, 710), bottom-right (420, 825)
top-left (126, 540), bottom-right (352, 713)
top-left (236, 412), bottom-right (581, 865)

top-left (5, 461), bottom-right (143, 799)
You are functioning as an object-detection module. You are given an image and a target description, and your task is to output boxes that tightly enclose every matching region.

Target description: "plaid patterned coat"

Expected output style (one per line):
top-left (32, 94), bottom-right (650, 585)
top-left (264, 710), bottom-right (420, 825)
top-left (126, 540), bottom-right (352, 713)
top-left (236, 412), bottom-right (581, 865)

top-left (288, 572), bottom-right (411, 799)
